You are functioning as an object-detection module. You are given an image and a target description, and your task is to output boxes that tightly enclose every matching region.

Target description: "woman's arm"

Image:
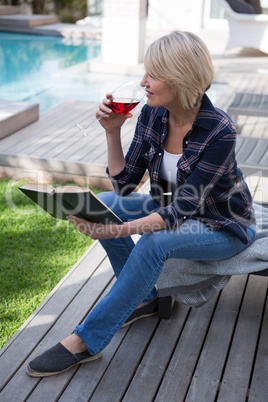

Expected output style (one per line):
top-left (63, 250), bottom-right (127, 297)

top-left (67, 212), bottom-right (166, 240)
top-left (97, 93), bottom-right (131, 176)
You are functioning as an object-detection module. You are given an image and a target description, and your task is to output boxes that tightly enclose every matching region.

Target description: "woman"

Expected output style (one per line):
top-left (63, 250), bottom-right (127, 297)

top-left (27, 31), bottom-right (256, 377)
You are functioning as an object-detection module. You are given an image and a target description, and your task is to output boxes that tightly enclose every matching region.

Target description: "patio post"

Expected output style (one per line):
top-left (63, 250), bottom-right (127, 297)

top-left (101, 0), bottom-right (147, 65)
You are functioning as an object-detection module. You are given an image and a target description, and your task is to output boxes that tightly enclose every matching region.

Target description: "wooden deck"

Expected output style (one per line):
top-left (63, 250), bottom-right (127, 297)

top-left (0, 237), bottom-right (267, 402)
top-left (0, 100), bottom-right (144, 190)
top-left (1, 61), bottom-right (268, 401)
top-left (1, 71), bottom-right (268, 191)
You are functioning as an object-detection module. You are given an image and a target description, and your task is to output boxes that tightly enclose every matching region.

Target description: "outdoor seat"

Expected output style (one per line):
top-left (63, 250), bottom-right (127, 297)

top-left (227, 91), bottom-right (268, 124)
top-left (218, 0), bottom-right (268, 53)
top-left (235, 134), bottom-right (268, 177)
top-left (157, 203), bottom-right (268, 319)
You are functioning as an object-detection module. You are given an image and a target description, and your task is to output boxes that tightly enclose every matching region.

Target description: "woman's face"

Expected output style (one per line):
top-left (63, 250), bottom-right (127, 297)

top-left (140, 73), bottom-right (178, 109)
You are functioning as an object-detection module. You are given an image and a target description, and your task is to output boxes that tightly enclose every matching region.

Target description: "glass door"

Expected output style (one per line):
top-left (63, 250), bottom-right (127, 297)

top-left (203, 0), bottom-right (228, 28)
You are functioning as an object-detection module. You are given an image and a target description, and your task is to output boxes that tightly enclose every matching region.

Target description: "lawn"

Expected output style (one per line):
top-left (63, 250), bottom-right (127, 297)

top-left (0, 179), bottom-right (97, 349)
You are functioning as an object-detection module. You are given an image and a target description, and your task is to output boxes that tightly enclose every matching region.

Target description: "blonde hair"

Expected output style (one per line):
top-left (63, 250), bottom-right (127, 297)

top-left (144, 31), bottom-right (214, 110)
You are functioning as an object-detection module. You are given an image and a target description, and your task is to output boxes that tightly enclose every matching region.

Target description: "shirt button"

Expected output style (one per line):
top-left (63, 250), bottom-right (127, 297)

top-left (185, 141), bottom-right (188, 144)
top-left (159, 152), bottom-right (162, 156)
top-left (183, 216), bottom-right (187, 220)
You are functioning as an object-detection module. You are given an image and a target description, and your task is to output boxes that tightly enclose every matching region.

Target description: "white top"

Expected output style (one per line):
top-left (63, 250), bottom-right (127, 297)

top-left (159, 149), bottom-right (182, 191)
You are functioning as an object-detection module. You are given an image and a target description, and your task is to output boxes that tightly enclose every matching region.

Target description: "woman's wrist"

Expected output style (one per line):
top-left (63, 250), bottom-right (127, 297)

top-left (121, 213), bottom-right (166, 237)
top-left (105, 128), bottom-right (121, 139)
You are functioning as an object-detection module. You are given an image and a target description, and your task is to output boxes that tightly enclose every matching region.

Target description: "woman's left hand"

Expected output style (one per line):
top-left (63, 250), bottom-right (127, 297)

top-left (67, 212), bottom-right (166, 239)
top-left (67, 215), bottom-right (126, 240)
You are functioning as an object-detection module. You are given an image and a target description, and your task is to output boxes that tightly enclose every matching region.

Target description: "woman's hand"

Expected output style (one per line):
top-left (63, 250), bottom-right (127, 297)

top-left (67, 213), bottom-right (166, 240)
top-left (97, 93), bottom-right (132, 134)
top-left (67, 215), bottom-right (127, 240)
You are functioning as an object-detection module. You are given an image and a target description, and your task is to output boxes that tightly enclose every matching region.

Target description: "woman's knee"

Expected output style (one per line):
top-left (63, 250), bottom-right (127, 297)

top-left (135, 231), bottom-right (167, 261)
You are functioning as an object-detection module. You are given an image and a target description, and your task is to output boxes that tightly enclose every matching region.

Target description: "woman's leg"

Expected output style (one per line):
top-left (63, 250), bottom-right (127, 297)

top-left (97, 191), bottom-right (159, 301)
top-left (75, 219), bottom-right (256, 354)
top-left (27, 219), bottom-right (255, 377)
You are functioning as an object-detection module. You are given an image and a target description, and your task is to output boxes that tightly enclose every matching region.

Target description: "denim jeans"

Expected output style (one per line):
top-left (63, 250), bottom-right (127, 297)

top-left (75, 191), bottom-right (256, 355)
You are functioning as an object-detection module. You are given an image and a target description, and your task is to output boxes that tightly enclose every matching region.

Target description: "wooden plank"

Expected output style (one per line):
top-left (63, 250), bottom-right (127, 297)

top-left (0, 14), bottom-right (59, 28)
top-left (0, 101), bottom-right (80, 153)
top-left (0, 100), bottom-right (39, 140)
top-left (252, 176), bottom-right (268, 205)
top-left (217, 275), bottom-right (268, 402)
top-left (0, 241), bottom-right (108, 395)
top-left (155, 294), bottom-right (219, 402)
top-left (58, 314), bottom-right (129, 402)
top-left (89, 317), bottom-right (160, 402)
top-left (13, 102), bottom-right (92, 157)
top-left (26, 103), bottom-right (98, 159)
top-left (248, 292), bottom-right (268, 401)
top-left (0, 154), bottom-right (108, 177)
top-left (51, 124), bottom-right (105, 162)
top-left (25, 278), bottom-right (130, 402)
top-left (0, 240), bottom-right (100, 358)
top-left (0, 5), bottom-right (19, 15)
top-left (0, 256), bottom-right (115, 402)
top-left (184, 275), bottom-right (248, 402)
top-left (244, 175), bottom-right (261, 200)
top-left (122, 302), bottom-right (190, 402)
top-left (81, 123), bottom-right (136, 165)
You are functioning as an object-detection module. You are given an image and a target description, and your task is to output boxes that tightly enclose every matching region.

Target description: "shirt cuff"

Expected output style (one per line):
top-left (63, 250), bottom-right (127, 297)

top-left (152, 205), bottom-right (188, 229)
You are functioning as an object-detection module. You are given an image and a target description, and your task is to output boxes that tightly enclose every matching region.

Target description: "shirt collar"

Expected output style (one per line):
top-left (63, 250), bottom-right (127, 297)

top-left (193, 94), bottom-right (215, 131)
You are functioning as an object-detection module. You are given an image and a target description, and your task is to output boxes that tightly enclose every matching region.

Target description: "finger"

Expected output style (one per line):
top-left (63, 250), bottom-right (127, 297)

top-left (97, 101), bottom-right (112, 117)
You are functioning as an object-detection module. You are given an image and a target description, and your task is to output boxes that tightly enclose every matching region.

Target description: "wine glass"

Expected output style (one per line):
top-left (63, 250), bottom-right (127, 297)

top-left (75, 81), bottom-right (145, 137)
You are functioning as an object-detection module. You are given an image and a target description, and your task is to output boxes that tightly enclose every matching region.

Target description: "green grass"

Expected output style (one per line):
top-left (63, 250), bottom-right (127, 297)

top-left (0, 179), bottom-right (97, 349)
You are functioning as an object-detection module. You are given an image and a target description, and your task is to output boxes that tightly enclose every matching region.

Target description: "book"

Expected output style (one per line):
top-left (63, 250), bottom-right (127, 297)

top-left (19, 183), bottom-right (123, 225)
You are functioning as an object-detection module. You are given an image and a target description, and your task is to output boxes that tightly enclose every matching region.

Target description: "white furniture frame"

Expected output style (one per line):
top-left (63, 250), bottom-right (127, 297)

top-left (218, 0), bottom-right (268, 53)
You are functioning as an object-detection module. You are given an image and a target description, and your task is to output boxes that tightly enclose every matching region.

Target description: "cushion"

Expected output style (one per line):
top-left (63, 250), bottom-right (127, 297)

top-left (246, 0), bottom-right (262, 14)
top-left (226, 0), bottom-right (255, 13)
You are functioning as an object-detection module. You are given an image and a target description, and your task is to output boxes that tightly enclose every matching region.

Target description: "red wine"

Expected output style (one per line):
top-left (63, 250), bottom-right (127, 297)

top-left (110, 98), bottom-right (140, 114)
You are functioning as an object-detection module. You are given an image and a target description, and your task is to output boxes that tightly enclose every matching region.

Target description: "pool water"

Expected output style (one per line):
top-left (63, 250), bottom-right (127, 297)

top-left (0, 32), bottom-right (227, 114)
top-left (0, 32), bottom-right (102, 112)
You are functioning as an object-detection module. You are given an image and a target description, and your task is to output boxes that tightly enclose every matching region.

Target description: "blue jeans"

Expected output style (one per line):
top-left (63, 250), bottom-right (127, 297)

top-left (75, 191), bottom-right (256, 354)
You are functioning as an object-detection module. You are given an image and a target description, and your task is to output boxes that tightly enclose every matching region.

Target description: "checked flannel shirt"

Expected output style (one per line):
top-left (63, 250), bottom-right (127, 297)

top-left (108, 94), bottom-right (255, 244)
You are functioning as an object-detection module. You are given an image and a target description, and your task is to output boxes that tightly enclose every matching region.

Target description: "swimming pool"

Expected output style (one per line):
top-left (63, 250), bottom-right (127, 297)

top-left (0, 32), bottom-right (227, 113)
top-left (0, 32), bottom-right (103, 112)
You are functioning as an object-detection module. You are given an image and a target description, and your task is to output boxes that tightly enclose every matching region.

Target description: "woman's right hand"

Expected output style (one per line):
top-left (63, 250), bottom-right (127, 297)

top-left (97, 93), bottom-right (133, 134)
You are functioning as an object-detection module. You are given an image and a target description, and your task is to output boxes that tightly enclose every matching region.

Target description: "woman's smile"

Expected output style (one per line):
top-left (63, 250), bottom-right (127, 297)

top-left (145, 89), bottom-right (154, 98)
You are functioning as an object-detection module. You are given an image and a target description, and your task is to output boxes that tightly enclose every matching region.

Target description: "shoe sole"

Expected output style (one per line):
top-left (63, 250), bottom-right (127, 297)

top-left (121, 311), bottom-right (158, 328)
top-left (26, 351), bottom-right (102, 377)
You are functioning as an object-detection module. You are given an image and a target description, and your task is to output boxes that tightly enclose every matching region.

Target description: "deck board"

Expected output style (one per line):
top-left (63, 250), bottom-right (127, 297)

top-left (1, 70), bottom-right (268, 400)
top-left (0, 211), bottom-right (267, 401)
top-left (183, 274), bottom-right (248, 402)
top-left (0, 100), bottom-right (142, 188)
top-left (217, 275), bottom-right (268, 402)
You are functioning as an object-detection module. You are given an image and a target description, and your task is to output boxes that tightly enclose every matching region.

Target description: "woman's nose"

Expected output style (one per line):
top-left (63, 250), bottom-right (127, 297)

top-left (140, 73), bottom-right (148, 87)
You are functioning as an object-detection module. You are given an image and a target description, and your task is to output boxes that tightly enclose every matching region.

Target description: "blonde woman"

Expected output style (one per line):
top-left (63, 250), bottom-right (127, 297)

top-left (27, 31), bottom-right (255, 377)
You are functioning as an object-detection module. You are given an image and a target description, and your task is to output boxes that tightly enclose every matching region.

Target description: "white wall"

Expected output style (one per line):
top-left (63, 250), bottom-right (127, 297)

top-left (101, 0), bottom-right (147, 65)
top-left (147, 0), bottom-right (204, 33)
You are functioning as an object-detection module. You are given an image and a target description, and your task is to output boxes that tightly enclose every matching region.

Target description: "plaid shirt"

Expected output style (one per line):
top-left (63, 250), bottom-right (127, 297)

top-left (109, 95), bottom-right (255, 244)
